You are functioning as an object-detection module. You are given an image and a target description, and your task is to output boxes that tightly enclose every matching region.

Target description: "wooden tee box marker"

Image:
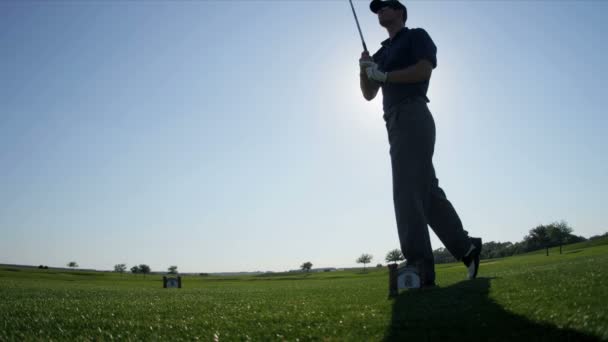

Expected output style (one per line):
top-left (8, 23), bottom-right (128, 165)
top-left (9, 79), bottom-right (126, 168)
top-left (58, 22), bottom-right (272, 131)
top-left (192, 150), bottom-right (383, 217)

top-left (163, 276), bottom-right (182, 289)
top-left (388, 264), bottom-right (398, 298)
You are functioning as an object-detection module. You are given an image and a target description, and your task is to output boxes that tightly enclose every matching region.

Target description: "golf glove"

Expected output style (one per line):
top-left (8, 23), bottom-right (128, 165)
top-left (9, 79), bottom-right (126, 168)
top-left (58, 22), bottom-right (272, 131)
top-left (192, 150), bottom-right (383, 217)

top-left (366, 64), bottom-right (388, 84)
top-left (359, 59), bottom-right (376, 69)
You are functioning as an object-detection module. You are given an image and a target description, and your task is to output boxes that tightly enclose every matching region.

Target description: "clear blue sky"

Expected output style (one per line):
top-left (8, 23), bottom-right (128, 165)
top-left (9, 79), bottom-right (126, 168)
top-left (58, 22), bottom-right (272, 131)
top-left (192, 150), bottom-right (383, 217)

top-left (1, 1), bottom-right (606, 273)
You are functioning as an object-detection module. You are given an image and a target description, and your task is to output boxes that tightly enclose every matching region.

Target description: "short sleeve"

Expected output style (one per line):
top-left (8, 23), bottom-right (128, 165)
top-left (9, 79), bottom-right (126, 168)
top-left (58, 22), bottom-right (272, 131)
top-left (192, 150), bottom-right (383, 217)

top-left (411, 28), bottom-right (437, 69)
top-left (372, 47), bottom-right (384, 65)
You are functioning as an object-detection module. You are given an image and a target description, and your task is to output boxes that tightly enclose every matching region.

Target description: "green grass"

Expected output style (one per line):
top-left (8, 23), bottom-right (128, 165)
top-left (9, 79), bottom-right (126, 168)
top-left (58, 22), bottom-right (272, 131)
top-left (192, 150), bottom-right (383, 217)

top-left (1, 242), bottom-right (607, 341)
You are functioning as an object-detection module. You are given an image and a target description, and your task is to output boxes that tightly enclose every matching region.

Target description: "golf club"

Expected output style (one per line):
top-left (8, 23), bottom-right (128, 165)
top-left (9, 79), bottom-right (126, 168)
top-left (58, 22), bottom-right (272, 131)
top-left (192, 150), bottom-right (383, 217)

top-left (348, 0), bottom-right (368, 53)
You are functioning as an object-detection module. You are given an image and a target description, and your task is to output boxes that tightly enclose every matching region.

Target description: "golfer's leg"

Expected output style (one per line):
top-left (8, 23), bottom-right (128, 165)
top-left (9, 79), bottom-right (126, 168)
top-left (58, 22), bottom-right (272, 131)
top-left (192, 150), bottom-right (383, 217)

top-left (388, 104), bottom-right (436, 283)
top-left (427, 166), bottom-right (472, 260)
top-left (391, 161), bottom-right (435, 269)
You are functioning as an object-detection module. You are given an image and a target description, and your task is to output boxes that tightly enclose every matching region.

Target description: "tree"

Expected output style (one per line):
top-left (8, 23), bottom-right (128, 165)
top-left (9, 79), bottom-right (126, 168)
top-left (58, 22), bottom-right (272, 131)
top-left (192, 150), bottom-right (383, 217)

top-left (301, 262), bottom-right (313, 273)
top-left (525, 220), bottom-right (579, 255)
top-left (130, 265), bottom-right (140, 275)
top-left (525, 225), bottom-right (553, 255)
top-left (478, 241), bottom-right (516, 260)
top-left (356, 254), bottom-right (373, 271)
top-left (168, 265), bottom-right (178, 274)
top-left (67, 261), bottom-right (78, 269)
top-left (589, 232), bottom-right (608, 241)
top-left (433, 247), bottom-right (456, 264)
top-left (114, 263), bottom-right (127, 275)
top-left (547, 220), bottom-right (573, 254)
top-left (385, 249), bottom-right (405, 264)
top-left (138, 264), bottom-right (151, 278)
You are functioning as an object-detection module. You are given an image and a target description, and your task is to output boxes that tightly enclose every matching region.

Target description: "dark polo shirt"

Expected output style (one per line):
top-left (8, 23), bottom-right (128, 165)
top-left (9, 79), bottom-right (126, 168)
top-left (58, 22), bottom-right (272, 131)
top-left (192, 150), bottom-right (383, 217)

top-left (372, 27), bottom-right (437, 112)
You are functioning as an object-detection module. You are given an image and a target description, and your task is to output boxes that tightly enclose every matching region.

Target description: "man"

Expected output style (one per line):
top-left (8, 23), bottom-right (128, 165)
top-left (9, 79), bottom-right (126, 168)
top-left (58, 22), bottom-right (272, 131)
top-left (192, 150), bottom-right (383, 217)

top-left (359, 0), bottom-right (482, 288)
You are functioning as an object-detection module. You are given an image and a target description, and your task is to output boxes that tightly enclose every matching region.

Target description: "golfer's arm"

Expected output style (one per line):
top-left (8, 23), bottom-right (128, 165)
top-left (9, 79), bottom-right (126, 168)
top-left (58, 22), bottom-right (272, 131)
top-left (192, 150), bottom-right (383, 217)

top-left (386, 60), bottom-right (434, 84)
top-left (360, 72), bottom-right (380, 101)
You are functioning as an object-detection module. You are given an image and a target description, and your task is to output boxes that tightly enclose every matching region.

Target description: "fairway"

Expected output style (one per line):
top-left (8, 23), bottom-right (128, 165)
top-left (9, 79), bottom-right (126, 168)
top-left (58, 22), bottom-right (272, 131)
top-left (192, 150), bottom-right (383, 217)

top-left (1, 241), bottom-right (607, 341)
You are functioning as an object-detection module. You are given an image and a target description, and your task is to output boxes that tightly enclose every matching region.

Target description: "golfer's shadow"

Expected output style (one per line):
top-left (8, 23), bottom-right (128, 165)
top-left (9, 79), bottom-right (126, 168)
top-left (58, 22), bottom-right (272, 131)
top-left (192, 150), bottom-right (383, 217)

top-left (385, 277), bottom-right (601, 341)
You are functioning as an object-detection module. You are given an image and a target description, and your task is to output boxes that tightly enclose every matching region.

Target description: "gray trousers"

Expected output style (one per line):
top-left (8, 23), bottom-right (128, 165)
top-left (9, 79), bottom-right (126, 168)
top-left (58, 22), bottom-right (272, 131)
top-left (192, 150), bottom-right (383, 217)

top-left (384, 98), bottom-right (471, 283)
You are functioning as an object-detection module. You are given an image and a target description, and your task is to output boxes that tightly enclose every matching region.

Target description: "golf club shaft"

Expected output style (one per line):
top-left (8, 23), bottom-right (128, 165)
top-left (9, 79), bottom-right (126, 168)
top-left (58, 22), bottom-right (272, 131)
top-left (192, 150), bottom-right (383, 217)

top-left (348, 0), bottom-right (368, 53)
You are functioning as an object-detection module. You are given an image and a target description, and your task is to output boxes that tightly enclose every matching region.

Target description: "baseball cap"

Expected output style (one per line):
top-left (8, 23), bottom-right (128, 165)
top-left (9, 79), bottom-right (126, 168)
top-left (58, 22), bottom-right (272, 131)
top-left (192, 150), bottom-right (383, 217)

top-left (370, 0), bottom-right (407, 14)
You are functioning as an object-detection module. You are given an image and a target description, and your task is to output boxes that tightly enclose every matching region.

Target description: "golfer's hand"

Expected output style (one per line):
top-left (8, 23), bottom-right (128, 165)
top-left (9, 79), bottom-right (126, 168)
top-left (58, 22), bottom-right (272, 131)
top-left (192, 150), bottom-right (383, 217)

top-left (366, 64), bottom-right (388, 84)
top-left (359, 51), bottom-right (374, 72)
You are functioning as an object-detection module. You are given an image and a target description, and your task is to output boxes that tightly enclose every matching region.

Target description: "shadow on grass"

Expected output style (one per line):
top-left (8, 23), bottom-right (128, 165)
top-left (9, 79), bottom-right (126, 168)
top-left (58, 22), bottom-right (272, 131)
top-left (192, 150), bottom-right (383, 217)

top-left (565, 250), bottom-right (583, 254)
top-left (385, 277), bottom-right (600, 341)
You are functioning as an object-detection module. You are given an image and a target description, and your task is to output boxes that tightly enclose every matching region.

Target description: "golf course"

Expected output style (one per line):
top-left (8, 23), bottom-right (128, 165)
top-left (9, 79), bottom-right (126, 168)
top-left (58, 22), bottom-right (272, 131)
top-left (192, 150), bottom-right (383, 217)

top-left (1, 238), bottom-right (606, 341)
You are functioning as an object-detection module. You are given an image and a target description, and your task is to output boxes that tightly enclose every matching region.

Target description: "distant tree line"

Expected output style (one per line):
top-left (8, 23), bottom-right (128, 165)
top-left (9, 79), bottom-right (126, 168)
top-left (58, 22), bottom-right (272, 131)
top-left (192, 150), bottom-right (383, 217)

top-left (65, 221), bottom-right (607, 275)
top-left (114, 264), bottom-right (127, 275)
top-left (301, 262), bottom-right (313, 272)
top-left (589, 232), bottom-right (608, 241)
top-left (111, 264), bottom-right (178, 276)
top-left (128, 264), bottom-right (151, 277)
top-left (433, 220), bottom-right (601, 264)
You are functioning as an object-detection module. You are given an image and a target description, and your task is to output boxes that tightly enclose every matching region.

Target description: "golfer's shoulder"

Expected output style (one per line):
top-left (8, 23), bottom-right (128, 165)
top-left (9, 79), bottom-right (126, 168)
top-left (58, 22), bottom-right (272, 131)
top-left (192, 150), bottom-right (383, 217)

top-left (408, 27), bottom-right (434, 42)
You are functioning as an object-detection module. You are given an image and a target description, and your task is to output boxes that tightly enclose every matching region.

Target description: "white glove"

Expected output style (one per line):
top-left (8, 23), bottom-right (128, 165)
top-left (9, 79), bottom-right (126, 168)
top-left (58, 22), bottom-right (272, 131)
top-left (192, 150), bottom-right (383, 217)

top-left (366, 64), bottom-right (388, 84)
top-left (359, 59), bottom-right (376, 69)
